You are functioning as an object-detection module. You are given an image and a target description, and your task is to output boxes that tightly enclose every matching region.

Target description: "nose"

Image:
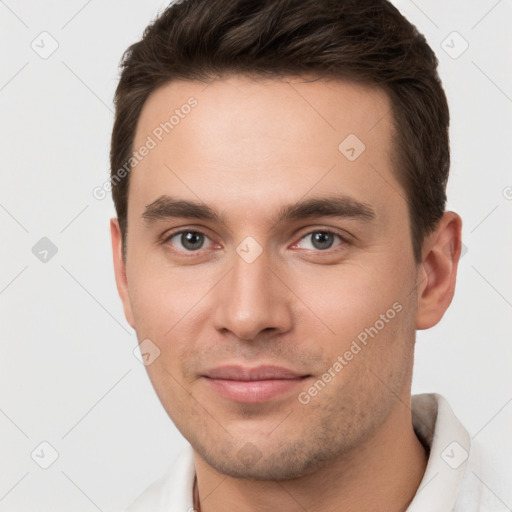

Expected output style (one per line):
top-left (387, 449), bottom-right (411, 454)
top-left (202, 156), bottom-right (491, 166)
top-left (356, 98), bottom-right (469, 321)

top-left (212, 248), bottom-right (293, 341)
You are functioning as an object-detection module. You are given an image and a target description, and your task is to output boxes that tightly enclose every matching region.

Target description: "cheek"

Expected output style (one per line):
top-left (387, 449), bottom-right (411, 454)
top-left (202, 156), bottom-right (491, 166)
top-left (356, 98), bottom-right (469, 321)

top-left (126, 252), bottom-right (213, 337)
top-left (290, 255), bottom-right (417, 375)
top-left (292, 262), bottom-right (400, 336)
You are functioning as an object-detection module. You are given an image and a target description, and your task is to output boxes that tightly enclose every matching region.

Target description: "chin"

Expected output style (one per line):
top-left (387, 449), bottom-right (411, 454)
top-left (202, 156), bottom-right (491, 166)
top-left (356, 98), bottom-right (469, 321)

top-left (196, 438), bottom-right (337, 481)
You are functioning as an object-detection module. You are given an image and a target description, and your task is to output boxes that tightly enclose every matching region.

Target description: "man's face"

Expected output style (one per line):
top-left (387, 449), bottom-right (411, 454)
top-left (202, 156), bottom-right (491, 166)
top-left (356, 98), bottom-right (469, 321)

top-left (115, 76), bottom-right (422, 479)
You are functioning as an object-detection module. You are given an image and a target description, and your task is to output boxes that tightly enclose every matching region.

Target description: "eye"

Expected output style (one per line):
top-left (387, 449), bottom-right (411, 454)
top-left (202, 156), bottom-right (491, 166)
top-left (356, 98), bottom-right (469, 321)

top-left (295, 230), bottom-right (344, 251)
top-left (166, 230), bottom-right (213, 252)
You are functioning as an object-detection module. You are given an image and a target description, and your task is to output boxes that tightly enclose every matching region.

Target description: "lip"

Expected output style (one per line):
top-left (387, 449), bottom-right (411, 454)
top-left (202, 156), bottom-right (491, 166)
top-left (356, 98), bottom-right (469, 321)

top-left (201, 365), bottom-right (310, 403)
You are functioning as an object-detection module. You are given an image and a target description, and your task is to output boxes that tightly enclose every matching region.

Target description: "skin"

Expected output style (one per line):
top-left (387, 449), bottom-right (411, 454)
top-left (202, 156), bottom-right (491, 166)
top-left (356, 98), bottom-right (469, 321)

top-left (111, 75), bottom-right (462, 511)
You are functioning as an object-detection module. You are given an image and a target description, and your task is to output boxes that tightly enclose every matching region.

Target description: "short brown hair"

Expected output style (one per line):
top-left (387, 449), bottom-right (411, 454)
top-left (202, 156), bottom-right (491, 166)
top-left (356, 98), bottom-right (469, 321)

top-left (110, 0), bottom-right (449, 262)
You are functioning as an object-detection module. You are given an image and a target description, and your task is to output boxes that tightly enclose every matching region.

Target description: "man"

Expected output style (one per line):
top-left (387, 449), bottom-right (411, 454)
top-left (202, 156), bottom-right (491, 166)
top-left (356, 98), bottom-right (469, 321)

top-left (109, 0), bottom-right (501, 510)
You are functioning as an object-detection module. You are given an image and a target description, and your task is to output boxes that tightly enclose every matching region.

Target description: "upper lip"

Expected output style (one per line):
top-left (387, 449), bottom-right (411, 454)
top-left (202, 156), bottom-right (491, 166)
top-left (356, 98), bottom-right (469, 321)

top-left (202, 365), bottom-right (307, 381)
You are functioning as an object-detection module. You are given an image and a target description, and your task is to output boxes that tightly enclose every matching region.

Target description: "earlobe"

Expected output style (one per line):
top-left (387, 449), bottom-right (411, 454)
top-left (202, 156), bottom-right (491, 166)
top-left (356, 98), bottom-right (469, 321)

top-left (110, 218), bottom-right (135, 328)
top-left (415, 212), bottom-right (463, 330)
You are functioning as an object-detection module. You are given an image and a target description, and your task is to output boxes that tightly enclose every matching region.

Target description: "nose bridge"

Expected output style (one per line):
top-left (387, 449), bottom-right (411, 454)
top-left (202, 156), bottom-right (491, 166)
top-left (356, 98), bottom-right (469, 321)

top-left (213, 245), bottom-right (292, 340)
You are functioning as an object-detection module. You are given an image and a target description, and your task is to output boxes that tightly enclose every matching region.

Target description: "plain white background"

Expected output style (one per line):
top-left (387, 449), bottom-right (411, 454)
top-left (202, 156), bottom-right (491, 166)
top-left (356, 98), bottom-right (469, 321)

top-left (1, 1), bottom-right (511, 510)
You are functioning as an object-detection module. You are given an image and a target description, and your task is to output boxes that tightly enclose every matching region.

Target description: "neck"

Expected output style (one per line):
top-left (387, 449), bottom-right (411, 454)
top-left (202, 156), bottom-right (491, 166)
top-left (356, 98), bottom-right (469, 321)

top-left (193, 397), bottom-right (428, 512)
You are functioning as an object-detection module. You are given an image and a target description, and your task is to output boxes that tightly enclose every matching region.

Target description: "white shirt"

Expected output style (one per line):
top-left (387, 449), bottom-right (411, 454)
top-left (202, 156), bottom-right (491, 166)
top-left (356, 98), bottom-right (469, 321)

top-left (123, 393), bottom-right (507, 511)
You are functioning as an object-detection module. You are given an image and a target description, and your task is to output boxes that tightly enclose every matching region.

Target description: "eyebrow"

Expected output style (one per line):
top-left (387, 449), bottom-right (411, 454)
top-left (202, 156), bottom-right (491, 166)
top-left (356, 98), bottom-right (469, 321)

top-left (142, 194), bottom-right (376, 226)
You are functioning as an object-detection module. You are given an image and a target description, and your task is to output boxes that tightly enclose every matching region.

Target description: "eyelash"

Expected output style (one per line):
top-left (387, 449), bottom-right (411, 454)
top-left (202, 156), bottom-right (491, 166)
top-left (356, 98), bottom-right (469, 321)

top-left (162, 228), bottom-right (348, 255)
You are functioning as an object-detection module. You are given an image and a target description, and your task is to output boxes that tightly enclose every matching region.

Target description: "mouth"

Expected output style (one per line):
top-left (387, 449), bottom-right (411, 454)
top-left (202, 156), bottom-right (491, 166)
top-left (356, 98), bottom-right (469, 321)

top-left (201, 365), bottom-right (311, 403)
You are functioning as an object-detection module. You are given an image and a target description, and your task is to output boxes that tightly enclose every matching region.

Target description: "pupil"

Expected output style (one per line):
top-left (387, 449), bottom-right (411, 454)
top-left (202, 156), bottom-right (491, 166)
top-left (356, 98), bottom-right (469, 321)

top-left (312, 232), bottom-right (333, 250)
top-left (182, 232), bottom-right (204, 250)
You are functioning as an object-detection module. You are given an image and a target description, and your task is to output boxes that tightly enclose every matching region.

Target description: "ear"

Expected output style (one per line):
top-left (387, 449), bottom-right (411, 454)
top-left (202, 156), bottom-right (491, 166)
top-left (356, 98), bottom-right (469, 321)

top-left (415, 211), bottom-right (463, 330)
top-left (110, 218), bottom-right (135, 328)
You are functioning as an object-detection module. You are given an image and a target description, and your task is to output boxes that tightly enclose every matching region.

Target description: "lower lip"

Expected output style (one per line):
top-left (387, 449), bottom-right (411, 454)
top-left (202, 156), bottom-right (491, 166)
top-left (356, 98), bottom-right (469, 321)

top-left (203, 377), bottom-right (307, 403)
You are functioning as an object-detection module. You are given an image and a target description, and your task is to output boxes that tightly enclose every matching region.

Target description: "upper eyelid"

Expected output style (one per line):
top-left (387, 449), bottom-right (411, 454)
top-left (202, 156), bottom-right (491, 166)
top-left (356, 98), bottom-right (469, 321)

top-left (297, 228), bottom-right (346, 239)
top-left (163, 226), bottom-right (215, 241)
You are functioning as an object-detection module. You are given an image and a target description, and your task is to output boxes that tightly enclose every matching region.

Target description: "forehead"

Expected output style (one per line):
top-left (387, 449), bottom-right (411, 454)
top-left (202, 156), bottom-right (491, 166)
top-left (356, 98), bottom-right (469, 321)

top-left (134, 75), bottom-right (393, 154)
top-left (130, 75), bottom-right (400, 223)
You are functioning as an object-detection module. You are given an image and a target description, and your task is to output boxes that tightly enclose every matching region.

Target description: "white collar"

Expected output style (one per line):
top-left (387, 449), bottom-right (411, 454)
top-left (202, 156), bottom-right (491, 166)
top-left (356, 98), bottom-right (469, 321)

top-left (407, 393), bottom-right (471, 511)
